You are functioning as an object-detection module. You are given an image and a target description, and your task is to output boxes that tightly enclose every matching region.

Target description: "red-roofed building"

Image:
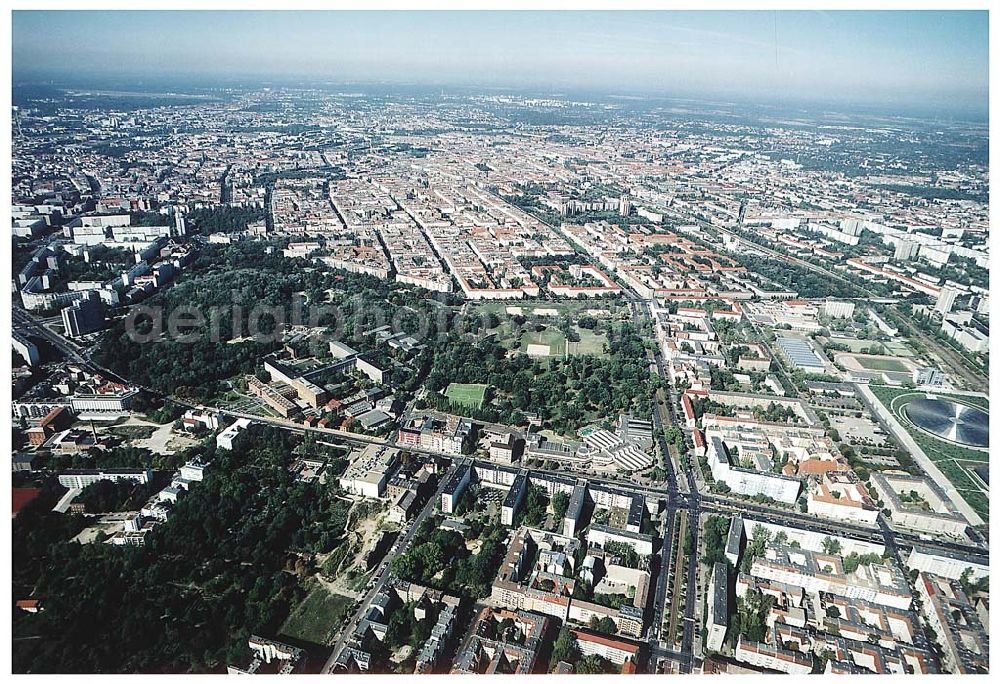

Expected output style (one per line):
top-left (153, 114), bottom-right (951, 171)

top-left (676, 307), bottom-right (708, 318)
top-left (711, 302), bottom-right (743, 321)
top-left (797, 458), bottom-right (846, 476)
top-left (692, 429), bottom-right (706, 457)
top-left (570, 629), bottom-right (641, 666)
top-left (40, 406), bottom-right (72, 431)
top-left (27, 406), bottom-right (74, 445)
top-left (15, 599), bottom-right (41, 613)
top-left (681, 394), bottom-right (697, 428)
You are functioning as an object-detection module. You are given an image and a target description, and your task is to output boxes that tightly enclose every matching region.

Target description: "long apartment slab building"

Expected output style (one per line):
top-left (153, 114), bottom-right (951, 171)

top-left (748, 544), bottom-right (912, 610)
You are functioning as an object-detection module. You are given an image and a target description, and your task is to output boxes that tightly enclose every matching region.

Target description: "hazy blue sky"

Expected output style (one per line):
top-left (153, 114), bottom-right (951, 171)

top-left (12, 10), bottom-right (989, 113)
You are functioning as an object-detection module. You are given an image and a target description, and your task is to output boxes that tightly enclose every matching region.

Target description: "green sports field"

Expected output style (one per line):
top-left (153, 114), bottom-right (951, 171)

top-left (278, 583), bottom-right (354, 647)
top-left (445, 383), bottom-right (488, 409)
top-left (855, 356), bottom-right (910, 373)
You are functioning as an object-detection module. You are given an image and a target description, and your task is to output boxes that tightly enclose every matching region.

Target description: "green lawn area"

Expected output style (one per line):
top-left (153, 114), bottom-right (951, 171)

top-left (855, 356), bottom-right (910, 373)
top-left (567, 328), bottom-right (609, 357)
top-left (828, 337), bottom-right (914, 358)
top-left (951, 394), bottom-right (990, 411)
top-left (883, 341), bottom-right (915, 358)
top-left (829, 337), bottom-right (880, 353)
top-left (869, 386), bottom-right (989, 521)
top-left (278, 583), bottom-right (354, 647)
top-left (516, 326), bottom-right (610, 359)
top-left (472, 301), bottom-right (616, 361)
top-left (445, 383), bottom-right (489, 409)
top-left (520, 327), bottom-right (568, 357)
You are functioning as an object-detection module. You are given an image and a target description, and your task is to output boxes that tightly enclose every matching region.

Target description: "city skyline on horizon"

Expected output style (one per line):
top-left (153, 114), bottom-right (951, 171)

top-left (12, 10), bottom-right (990, 117)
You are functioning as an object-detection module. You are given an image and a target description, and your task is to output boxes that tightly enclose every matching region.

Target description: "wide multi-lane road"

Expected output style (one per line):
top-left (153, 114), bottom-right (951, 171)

top-left (13, 307), bottom-right (88, 365)
top-left (19, 301), bottom-right (987, 568)
top-left (15, 285), bottom-right (988, 674)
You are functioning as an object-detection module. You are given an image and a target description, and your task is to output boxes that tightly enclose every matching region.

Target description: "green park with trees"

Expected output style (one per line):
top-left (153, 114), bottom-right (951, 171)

top-left (13, 425), bottom-right (353, 672)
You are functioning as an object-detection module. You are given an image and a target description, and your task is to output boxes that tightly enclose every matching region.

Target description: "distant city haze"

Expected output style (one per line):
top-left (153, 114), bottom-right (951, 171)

top-left (12, 10), bottom-right (989, 117)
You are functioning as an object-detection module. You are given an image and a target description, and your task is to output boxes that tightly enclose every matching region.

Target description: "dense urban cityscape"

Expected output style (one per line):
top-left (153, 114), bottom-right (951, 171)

top-left (10, 9), bottom-right (991, 677)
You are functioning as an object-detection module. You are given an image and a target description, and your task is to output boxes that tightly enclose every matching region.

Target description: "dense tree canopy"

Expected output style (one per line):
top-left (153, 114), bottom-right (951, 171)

top-left (700, 515), bottom-right (732, 569)
top-left (425, 323), bottom-right (654, 435)
top-left (13, 426), bottom-right (352, 673)
top-left (391, 519), bottom-right (509, 599)
top-left (93, 241), bottom-right (454, 402)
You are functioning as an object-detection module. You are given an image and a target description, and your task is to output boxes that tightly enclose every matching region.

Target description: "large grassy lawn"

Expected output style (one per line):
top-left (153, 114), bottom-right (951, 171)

top-left (508, 325), bottom-right (610, 360)
top-left (445, 382), bottom-right (489, 409)
top-left (828, 337), bottom-right (914, 358)
top-left (855, 356), bottom-right (910, 373)
top-left (471, 301), bottom-right (615, 361)
top-left (870, 385), bottom-right (989, 521)
top-left (567, 328), bottom-right (608, 356)
top-left (828, 337), bottom-right (879, 353)
top-left (520, 328), bottom-right (568, 357)
top-left (883, 341), bottom-right (915, 358)
top-left (278, 583), bottom-right (354, 647)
